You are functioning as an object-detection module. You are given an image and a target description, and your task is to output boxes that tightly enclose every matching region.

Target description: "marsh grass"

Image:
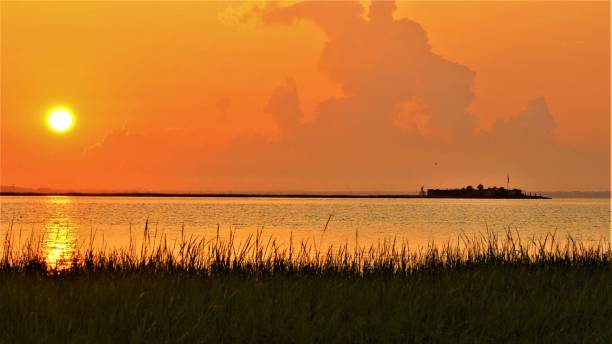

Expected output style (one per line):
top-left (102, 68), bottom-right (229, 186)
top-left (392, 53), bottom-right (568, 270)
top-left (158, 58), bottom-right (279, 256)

top-left (1, 223), bottom-right (610, 342)
top-left (1, 220), bottom-right (610, 275)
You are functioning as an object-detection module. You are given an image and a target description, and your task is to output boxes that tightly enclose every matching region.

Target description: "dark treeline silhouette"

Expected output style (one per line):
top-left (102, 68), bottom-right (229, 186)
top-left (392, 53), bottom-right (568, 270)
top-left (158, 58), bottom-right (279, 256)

top-left (427, 185), bottom-right (549, 199)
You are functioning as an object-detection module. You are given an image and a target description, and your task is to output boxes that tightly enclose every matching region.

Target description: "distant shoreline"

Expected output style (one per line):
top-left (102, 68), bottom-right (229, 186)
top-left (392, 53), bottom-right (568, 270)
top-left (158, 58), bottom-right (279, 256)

top-left (0, 192), bottom-right (551, 199)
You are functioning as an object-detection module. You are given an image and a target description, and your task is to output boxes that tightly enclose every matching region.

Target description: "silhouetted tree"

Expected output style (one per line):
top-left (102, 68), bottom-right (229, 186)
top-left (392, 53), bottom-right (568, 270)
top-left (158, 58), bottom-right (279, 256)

top-left (477, 184), bottom-right (484, 191)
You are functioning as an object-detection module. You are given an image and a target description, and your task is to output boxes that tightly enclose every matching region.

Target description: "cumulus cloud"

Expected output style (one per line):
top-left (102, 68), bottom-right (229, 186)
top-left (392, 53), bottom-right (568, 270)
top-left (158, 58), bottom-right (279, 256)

top-left (82, 0), bottom-right (607, 191)
top-left (256, 0), bottom-right (477, 141)
top-left (494, 98), bottom-right (556, 144)
top-left (265, 78), bottom-right (303, 134)
top-left (206, 0), bottom-right (599, 190)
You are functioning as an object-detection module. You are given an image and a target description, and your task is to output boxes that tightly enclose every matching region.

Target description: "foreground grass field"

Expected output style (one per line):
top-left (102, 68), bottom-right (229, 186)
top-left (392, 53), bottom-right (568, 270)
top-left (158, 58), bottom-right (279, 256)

top-left (1, 227), bottom-right (610, 342)
top-left (1, 266), bottom-right (611, 343)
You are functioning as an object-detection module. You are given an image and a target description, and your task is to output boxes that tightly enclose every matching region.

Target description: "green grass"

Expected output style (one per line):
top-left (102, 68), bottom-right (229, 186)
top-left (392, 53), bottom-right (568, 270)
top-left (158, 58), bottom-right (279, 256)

top-left (0, 225), bottom-right (610, 342)
top-left (1, 266), bottom-right (610, 343)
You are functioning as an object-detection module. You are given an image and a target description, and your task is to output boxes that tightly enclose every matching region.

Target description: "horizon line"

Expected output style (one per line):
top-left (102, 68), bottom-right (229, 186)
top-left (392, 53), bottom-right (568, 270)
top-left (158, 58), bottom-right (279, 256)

top-left (0, 190), bottom-right (562, 200)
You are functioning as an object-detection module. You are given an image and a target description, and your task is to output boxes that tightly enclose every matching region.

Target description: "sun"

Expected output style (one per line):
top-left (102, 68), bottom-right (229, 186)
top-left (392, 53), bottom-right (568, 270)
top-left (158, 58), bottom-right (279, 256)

top-left (48, 109), bottom-right (73, 132)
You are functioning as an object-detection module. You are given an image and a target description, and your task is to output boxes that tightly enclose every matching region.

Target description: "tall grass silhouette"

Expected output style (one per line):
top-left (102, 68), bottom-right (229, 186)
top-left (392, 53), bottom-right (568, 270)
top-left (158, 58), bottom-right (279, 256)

top-left (2, 220), bottom-right (609, 274)
top-left (1, 222), bottom-right (610, 342)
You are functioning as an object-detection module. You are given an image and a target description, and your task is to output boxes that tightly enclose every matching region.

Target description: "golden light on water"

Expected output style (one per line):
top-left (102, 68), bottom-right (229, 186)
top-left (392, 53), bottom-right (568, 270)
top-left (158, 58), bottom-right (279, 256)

top-left (48, 108), bottom-right (73, 132)
top-left (42, 197), bottom-right (77, 271)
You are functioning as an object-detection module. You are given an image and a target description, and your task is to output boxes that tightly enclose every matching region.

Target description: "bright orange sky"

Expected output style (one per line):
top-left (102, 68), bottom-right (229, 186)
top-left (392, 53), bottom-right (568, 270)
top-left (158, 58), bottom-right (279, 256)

top-left (1, 1), bottom-right (610, 192)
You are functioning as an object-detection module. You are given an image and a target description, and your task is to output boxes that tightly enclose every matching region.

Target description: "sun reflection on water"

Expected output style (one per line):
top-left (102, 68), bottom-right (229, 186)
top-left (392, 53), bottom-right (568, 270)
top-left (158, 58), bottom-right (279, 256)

top-left (41, 197), bottom-right (77, 271)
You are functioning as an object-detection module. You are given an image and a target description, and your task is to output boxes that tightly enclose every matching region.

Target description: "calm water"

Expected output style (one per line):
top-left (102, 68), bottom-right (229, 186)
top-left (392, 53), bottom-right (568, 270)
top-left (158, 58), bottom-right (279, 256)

top-left (1, 196), bottom-right (610, 266)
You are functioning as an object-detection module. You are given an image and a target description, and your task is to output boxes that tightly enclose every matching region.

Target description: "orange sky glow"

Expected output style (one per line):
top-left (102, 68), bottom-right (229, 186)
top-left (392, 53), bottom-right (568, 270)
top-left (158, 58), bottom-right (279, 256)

top-left (1, 1), bottom-right (610, 192)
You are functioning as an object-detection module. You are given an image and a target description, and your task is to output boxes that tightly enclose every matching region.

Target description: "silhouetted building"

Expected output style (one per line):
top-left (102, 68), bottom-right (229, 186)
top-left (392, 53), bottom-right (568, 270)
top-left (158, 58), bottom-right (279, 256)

top-left (426, 185), bottom-right (544, 198)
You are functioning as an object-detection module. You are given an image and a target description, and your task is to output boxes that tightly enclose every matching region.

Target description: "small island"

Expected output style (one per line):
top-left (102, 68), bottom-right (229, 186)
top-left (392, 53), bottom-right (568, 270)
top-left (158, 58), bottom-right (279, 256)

top-left (425, 184), bottom-right (549, 199)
